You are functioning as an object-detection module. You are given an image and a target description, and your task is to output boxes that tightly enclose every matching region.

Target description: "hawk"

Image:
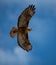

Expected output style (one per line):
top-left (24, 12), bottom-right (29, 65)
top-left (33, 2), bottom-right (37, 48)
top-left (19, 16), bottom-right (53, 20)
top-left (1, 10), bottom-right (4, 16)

top-left (10, 5), bottom-right (35, 51)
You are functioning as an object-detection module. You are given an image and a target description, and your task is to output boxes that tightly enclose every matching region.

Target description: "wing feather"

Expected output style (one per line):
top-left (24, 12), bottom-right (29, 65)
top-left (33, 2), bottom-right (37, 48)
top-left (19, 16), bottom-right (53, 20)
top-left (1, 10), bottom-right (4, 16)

top-left (17, 5), bottom-right (35, 51)
top-left (17, 31), bottom-right (32, 51)
top-left (18, 5), bottom-right (35, 27)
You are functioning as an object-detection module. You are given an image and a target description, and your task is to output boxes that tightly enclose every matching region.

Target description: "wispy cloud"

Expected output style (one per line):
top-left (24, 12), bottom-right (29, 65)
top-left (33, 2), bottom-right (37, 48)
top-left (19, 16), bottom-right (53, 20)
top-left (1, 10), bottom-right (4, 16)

top-left (0, 46), bottom-right (31, 65)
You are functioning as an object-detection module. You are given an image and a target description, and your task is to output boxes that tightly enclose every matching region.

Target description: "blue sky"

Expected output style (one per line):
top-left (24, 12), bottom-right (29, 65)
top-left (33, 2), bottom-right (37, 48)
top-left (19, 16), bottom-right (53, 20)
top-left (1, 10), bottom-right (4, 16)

top-left (0, 0), bottom-right (56, 65)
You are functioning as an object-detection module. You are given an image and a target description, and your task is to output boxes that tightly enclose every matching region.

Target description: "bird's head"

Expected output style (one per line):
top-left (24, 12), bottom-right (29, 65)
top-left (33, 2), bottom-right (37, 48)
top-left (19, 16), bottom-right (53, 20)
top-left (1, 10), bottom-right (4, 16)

top-left (10, 27), bottom-right (18, 38)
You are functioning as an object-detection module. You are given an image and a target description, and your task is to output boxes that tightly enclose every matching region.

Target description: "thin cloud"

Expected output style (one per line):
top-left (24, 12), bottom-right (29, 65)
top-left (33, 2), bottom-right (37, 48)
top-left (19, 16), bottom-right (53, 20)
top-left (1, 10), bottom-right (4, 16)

top-left (0, 47), bottom-right (31, 65)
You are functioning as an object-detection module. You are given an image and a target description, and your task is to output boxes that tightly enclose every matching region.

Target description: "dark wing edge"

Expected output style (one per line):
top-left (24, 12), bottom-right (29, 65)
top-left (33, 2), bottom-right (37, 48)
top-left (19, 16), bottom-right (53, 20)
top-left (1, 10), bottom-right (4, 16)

top-left (17, 32), bottom-right (32, 51)
top-left (18, 4), bottom-right (36, 27)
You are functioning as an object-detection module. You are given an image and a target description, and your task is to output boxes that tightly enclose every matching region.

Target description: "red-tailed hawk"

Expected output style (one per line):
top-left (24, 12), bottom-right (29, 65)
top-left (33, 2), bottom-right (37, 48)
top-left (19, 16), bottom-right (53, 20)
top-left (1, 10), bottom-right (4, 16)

top-left (10, 5), bottom-right (35, 51)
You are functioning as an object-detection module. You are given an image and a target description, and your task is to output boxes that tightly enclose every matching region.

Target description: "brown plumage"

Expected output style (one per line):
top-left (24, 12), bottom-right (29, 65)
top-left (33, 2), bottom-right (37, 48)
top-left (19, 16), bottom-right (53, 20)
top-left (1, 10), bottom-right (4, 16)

top-left (10, 5), bottom-right (35, 51)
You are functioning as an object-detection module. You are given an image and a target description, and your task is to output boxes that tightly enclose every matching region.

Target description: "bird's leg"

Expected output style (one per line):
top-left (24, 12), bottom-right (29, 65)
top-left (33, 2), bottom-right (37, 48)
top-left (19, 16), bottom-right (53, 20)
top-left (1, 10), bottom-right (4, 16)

top-left (27, 27), bottom-right (32, 32)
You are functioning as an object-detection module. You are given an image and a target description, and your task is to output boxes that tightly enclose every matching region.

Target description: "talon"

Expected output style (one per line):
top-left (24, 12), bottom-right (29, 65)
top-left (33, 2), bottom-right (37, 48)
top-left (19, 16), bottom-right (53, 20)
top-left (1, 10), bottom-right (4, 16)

top-left (27, 28), bottom-right (32, 31)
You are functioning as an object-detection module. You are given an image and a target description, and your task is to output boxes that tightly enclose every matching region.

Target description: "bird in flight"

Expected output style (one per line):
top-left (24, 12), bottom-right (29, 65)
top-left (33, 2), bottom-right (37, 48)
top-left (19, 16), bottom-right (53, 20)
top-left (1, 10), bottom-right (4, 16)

top-left (10, 4), bottom-right (35, 51)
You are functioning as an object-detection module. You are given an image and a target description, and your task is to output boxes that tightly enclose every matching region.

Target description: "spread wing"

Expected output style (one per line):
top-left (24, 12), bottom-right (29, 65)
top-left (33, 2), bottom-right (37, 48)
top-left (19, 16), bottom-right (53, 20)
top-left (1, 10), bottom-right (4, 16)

top-left (17, 31), bottom-right (32, 51)
top-left (17, 4), bottom-right (35, 27)
top-left (17, 5), bottom-right (35, 51)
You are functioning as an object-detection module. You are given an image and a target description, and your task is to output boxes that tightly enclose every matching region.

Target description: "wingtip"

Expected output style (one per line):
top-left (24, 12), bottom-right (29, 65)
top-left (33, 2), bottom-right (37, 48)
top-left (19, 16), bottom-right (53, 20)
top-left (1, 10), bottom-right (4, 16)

top-left (26, 44), bottom-right (32, 52)
top-left (29, 4), bottom-right (36, 11)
